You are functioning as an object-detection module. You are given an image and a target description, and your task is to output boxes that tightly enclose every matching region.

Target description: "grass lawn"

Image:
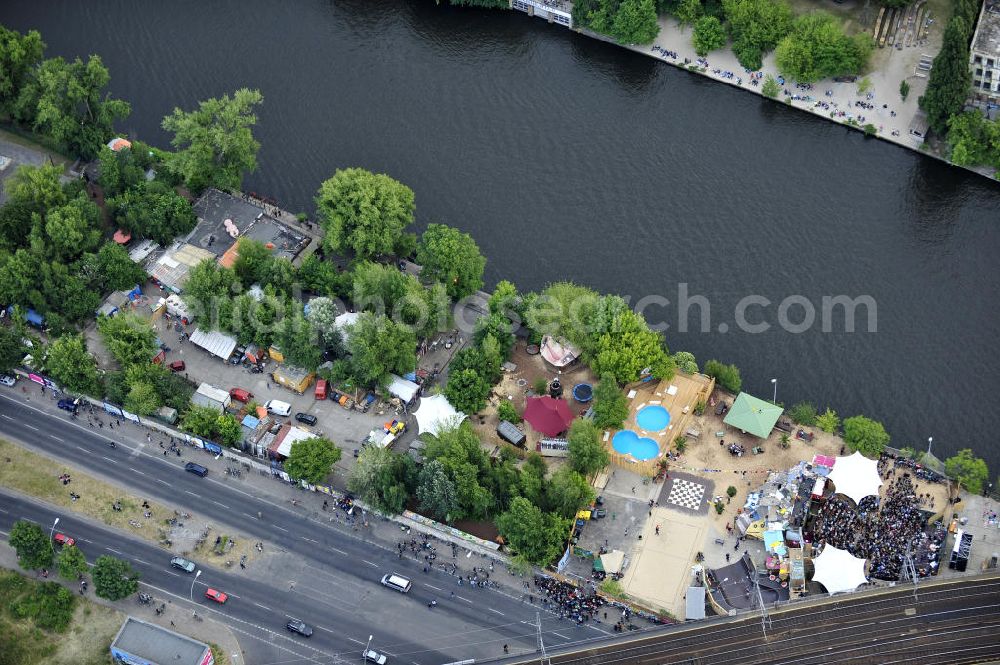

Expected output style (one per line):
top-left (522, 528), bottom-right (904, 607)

top-left (0, 438), bottom-right (259, 569)
top-left (0, 570), bottom-right (123, 665)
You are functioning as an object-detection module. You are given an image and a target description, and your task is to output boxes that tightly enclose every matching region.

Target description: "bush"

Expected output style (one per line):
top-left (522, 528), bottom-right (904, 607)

top-left (816, 407), bottom-right (839, 433)
top-left (714, 500), bottom-right (725, 514)
top-left (704, 359), bottom-right (742, 393)
top-left (863, 123), bottom-right (877, 136)
top-left (726, 485), bottom-right (738, 498)
top-left (788, 401), bottom-right (817, 426)
top-left (674, 436), bottom-right (687, 453)
top-left (599, 578), bottom-right (627, 598)
top-left (593, 375), bottom-right (629, 429)
top-left (533, 377), bottom-right (549, 395)
top-left (899, 80), bottom-right (910, 101)
top-left (497, 399), bottom-right (521, 424)
top-left (842, 415), bottom-right (890, 458)
top-left (9, 581), bottom-right (76, 632)
top-left (694, 399), bottom-right (706, 416)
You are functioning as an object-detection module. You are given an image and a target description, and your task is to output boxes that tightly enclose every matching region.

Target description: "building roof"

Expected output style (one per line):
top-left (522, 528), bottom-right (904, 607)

top-left (723, 392), bottom-right (783, 438)
top-left (972, 0), bottom-right (1000, 58)
top-left (387, 374), bottom-right (420, 403)
top-left (189, 189), bottom-right (309, 262)
top-left (107, 137), bottom-right (132, 152)
top-left (189, 328), bottom-right (238, 360)
top-left (111, 617), bottom-right (209, 665)
top-left (195, 383), bottom-right (230, 405)
top-left (685, 586), bottom-right (706, 620)
top-left (148, 243), bottom-right (215, 293)
top-left (268, 424), bottom-right (317, 458)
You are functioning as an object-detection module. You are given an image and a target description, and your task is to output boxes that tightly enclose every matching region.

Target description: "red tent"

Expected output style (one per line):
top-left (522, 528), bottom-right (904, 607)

top-left (523, 396), bottom-right (574, 437)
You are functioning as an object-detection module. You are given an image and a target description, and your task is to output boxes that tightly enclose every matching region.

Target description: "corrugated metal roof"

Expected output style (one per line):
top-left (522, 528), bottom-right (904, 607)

top-left (189, 329), bottom-right (238, 360)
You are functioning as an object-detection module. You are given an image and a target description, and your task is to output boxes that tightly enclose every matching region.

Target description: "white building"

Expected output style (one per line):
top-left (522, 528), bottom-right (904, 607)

top-left (971, 0), bottom-right (1000, 105)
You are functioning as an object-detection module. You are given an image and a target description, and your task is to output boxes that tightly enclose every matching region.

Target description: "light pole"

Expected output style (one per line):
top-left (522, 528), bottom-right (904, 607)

top-left (927, 437), bottom-right (933, 456)
top-left (49, 517), bottom-right (60, 554)
top-left (770, 378), bottom-right (777, 404)
top-left (190, 569), bottom-right (201, 606)
top-left (364, 634), bottom-right (373, 661)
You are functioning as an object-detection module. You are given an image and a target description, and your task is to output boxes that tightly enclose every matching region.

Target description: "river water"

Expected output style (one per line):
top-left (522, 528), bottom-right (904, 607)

top-left (3, 0), bottom-right (998, 473)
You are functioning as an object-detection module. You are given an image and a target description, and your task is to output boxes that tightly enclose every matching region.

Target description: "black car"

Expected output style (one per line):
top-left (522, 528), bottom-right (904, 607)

top-left (295, 413), bottom-right (317, 427)
top-left (57, 398), bottom-right (78, 413)
top-left (286, 619), bottom-right (313, 637)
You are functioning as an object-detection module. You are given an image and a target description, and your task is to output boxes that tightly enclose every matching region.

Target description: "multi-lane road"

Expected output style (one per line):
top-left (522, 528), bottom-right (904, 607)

top-left (500, 575), bottom-right (1000, 665)
top-left (0, 391), bottom-right (614, 664)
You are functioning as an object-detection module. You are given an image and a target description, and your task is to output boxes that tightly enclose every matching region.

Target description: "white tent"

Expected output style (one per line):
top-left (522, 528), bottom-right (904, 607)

top-left (811, 545), bottom-right (868, 594)
top-left (828, 451), bottom-right (883, 505)
top-left (414, 394), bottom-right (465, 437)
top-left (388, 374), bottom-right (420, 404)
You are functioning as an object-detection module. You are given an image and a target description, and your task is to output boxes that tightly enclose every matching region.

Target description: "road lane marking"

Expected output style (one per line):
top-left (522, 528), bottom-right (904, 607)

top-left (456, 595), bottom-right (473, 603)
top-left (242, 512), bottom-right (257, 520)
top-left (106, 547), bottom-right (125, 555)
top-left (102, 456), bottom-right (115, 463)
top-left (164, 570), bottom-right (181, 578)
top-left (362, 560), bottom-right (379, 567)
top-left (129, 468), bottom-right (146, 476)
top-left (301, 537), bottom-right (319, 544)
top-left (212, 501), bottom-right (230, 509)
top-left (552, 631), bottom-right (570, 640)
top-left (134, 558), bottom-right (150, 566)
top-left (254, 602), bottom-right (271, 610)
top-left (489, 608), bottom-right (505, 616)
top-left (184, 491), bottom-right (200, 498)
top-left (347, 637), bottom-right (365, 645)
top-left (49, 434), bottom-right (60, 441)
top-left (274, 526), bottom-right (288, 533)
top-left (425, 584), bottom-right (443, 592)
top-left (330, 547), bottom-right (347, 555)
top-left (23, 424), bottom-right (39, 431)
top-left (156, 479), bottom-right (169, 485)
top-left (76, 446), bottom-right (88, 453)
top-left (0, 414), bottom-right (12, 420)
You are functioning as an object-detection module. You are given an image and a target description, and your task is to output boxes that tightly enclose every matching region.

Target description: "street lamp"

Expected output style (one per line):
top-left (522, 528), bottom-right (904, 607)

top-left (49, 517), bottom-right (60, 554)
top-left (364, 634), bottom-right (373, 660)
top-left (190, 569), bottom-right (201, 605)
top-left (927, 437), bottom-right (933, 456)
top-left (770, 378), bottom-right (777, 404)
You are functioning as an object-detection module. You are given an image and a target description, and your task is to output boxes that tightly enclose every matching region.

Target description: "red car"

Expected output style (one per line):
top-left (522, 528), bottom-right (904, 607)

top-left (53, 533), bottom-right (75, 547)
top-left (204, 588), bottom-right (228, 604)
top-left (168, 360), bottom-right (185, 372)
top-left (229, 388), bottom-right (253, 403)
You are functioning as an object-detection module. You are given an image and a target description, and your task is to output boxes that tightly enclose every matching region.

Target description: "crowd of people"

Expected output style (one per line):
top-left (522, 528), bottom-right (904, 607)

top-left (811, 474), bottom-right (932, 580)
top-left (533, 575), bottom-right (605, 626)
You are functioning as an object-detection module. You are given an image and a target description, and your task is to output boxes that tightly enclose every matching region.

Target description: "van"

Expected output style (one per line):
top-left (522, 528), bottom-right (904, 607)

top-left (265, 399), bottom-right (292, 417)
top-left (380, 573), bottom-right (411, 593)
top-left (184, 462), bottom-right (209, 477)
top-left (314, 379), bottom-right (327, 400)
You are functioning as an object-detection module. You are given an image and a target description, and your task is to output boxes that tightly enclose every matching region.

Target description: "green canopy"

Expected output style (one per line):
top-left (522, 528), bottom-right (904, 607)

top-left (723, 392), bottom-right (783, 439)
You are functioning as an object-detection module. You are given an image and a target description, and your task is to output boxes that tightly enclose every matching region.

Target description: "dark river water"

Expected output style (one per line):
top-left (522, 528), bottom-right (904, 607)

top-left (4, 0), bottom-right (998, 474)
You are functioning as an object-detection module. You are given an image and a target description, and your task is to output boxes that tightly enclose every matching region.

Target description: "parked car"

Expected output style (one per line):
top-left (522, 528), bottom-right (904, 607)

top-left (229, 388), bottom-right (253, 403)
top-left (286, 619), bottom-right (313, 637)
top-left (53, 533), bottom-right (75, 547)
top-left (170, 557), bottom-right (196, 573)
top-left (265, 400), bottom-right (292, 417)
top-left (57, 398), bottom-right (79, 413)
top-left (0, 375), bottom-right (15, 387)
top-left (593, 508), bottom-right (607, 519)
top-left (363, 649), bottom-right (388, 664)
top-left (229, 346), bottom-right (246, 365)
top-left (168, 360), bottom-right (185, 372)
top-left (314, 379), bottom-right (327, 400)
top-left (204, 588), bottom-right (228, 604)
top-left (295, 412), bottom-right (317, 426)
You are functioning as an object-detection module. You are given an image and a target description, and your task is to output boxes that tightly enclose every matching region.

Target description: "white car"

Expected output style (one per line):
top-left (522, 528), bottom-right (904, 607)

top-left (363, 649), bottom-right (388, 664)
top-left (0, 375), bottom-right (15, 387)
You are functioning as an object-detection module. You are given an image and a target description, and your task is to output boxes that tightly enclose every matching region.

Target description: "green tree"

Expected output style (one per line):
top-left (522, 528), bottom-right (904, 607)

top-left (97, 146), bottom-right (147, 198)
top-left (567, 418), bottom-right (610, 475)
top-left (348, 446), bottom-right (414, 514)
top-left (445, 367), bottom-right (492, 415)
top-left (297, 254), bottom-right (351, 298)
top-left (9, 581), bottom-right (76, 632)
top-left (98, 312), bottom-right (158, 367)
top-left (181, 260), bottom-right (240, 324)
top-left (161, 88), bottom-right (263, 192)
top-left (944, 449), bottom-right (989, 494)
top-left (315, 168), bottom-right (415, 260)
top-left (774, 12), bottom-right (873, 83)
top-left (56, 545), bottom-right (87, 580)
top-left (41, 195), bottom-right (102, 261)
top-left (108, 183), bottom-right (197, 246)
top-left (919, 15), bottom-right (972, 135)
top-left (947, 111), bottom-right (1000, 173)
top-left (345, 313), bottom-right (417, 387)
top-left (0, 26), bottom-right (45, 114)
top-left (591, 308), bottom-right (675, 384)
top-left (416, 223), bottom-right (486, 300)
top-left (81, 242), bottom-right (147, 293)
top-left (231, 237), bottom-right (274, 287)
top-left (899, 79), bottom-right (910, 101)
top-left (182, 405), bottom-right (221, 439)
top-left (0, 323), bottom-right (27, 374)
top-left (305, 296), bottom-right (344, 351)
top-left (285, 436), bottom-right (342, 484)
top-left (788, 401), bottom-right (817, 426)
top-left (592, 375), bottom-right (629, 429)
top-left (488, 279), bottom-right (522, 317)
top-left (416, 459), bottom-right (460, 522)
top-left (726, 485), bottom-right (738, 498)
top-left (677, 0), bottom-right (703, 28)
top-left (547, 467), bottom-right (596, 518)
top-left (92, 555), bottom-right (140, 601)
top-left (9, 520), bottom-right (53, 570)
top-left (693, 15), bottom-right (726, 55)
top-left (762, 74), bottom-right (781, 97)
top-left (14, 55), bottom-right (131, 158)
top-left (611, 0), bottom-right (662, 44)
top-left (4, 163), bottom-right (68, 214)
top-left (124, 380), bottom-right (160, 416)
top-left (816, 407), bottom-right (839, 433)
top-left (842, 415), bottom-right (890, 458)
top-left (496, 497), bottom-right (569, 565)
top-left (497, 399), bottom-right (521, 424)
top-left (215, 413), bottom-right (243, 447)
top-left (672, 350), bottom-right (699, 374)
top-left (473, 311), bottom-right (515, 357)
top-left (723, 0), bottom-right (793, 70)
top-left (274, 314), bottom-right (323, 371)
top-left (44, 335), bottom-right (100, 394)
top-left (703, 359), bottom-right (741, 392)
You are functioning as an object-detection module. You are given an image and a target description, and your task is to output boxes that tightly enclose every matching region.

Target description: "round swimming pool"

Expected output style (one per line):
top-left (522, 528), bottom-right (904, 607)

top-left (612, 430), bottom-right (660, 461)
top-left (636, 405), bottom-right (670, 431)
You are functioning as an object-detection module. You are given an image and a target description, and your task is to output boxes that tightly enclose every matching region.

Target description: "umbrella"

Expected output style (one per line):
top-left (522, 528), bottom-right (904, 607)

top-left (523, 396), bottom-right (574, 437)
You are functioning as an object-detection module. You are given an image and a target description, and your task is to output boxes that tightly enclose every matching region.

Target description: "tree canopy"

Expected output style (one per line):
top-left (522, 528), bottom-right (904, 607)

top-left (693, 15), bottom-right (727, 56)
top-left (574, 0), bottom-right (661, 44)
top-left (9, 520), bottom-right (53, 570)
top-left (161, 88), bottom-right (263, 192)
top-left (285, 436), bottom-right (342, 484)
top-left (723, 0), bottom-right (793, 70)
top-left (496, 497), bottom-right (570, 565)
top-left (316, 168), bottom-right (415, 260)
top-left (108, 182), bottom-right (197, 245)
top-left (842, 415), bottom-right (890, 458)
top-left (348, 445), bottom-right (415, 514)
top-left (919, 0), bottom-right (979, 135)
top-left (44, 334), bottom-right (100, 394)
top-left (92, 555), bottom-right (140, 601)
top-left (97, 313), bottom-right (159, 368)
top-left (567, 418), bottom-right (610, 475)
top-left (0, 26), bottom-right (45, 115)
top-left (416, 459), bottom-right (460, 522)
top-left (57, 545), bottom-right (87, 580)
top-left (704, 359), bottom-right (741, 393)
top-left (944, 448), bottom-right (989, 494)
top-left (344, 313), bottom-right (417, 387)
top-left (774, 12), bottom-right (872, 83)
top-left (416, 223), bottom-right (486, 300)
top-left (592, 374), bottom-right (629, 429)
top-left (947, 111), bottom-right (1000, 175)
top-left (591, 308), bottom-right (675, 384)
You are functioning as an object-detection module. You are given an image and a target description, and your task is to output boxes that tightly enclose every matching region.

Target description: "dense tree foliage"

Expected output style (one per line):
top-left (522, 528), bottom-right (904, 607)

top-left (416, 459), bottom-right (460, 522)
top-left (316, 168), bottom-right (415, 260)
top-left (92, 555), bottom-right (140, 601)
top-left (816, 407), bottom-right (840, 433)
top-left (161, 88), bottom-right (263, 192)
top-left (592, 374), bottom-right (629, 428)
top-left (496, 497), bottom-right (569, 565)
top-left (592, 308), bottom-right (675, 383)
top-left (944, 449), bottom-right (990, 494)
top-left (920, 0), bottom-right (979, 136)
top-left (0, 26), bottom-right (45, 115)
top-left (108, 181), bottom-right (197, 245)
top-left (723, 0), bottom-right (793, 70)
top-left (416, 223), bottom-right (486, 300)
top-left (285, 436), bottom-right (342, 484)
top-left (703, 359), bottom-right (741, 393)
top-left (44, 334), bottom-right (100, 394)
top-left (348, 445), bottom-right (416, 514)
top-left (97, 313), bottom-right (159, 368)
top-left (56, 545), bottom-right (87, 580)
top-left (789, 401), bottom-right (818, 425)
top-left (0, 323), bottom-right (27, 374)
top-left (8, 579), bottom-right (77, 633)
top-left (9, 520), bottom-right (53, 570)
top-left (774, 12), bottom-right (872, 83)
top-left (947, 111), bottom-right (1000, 174)
top-left (693, 16), bottom-right (727, 55)
top-left (547, 467), bottom-right (596, 518)
top-left (567, 418), bottom-right (610, 475)
top-left (344, 313), bottom-right (417, 387)
top-left (574, 0), bottom-right (661, 45)
top-left (677, 0), bottom-right (704, 28)
top-left (842, 415), bottom-right (890, 458)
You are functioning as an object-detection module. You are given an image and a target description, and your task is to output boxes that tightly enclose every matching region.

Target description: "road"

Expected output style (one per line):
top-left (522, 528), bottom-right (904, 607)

top-left (0, 392), bottom-right (614, 664)
top-left (497, 575), bottom-right (1000, 665)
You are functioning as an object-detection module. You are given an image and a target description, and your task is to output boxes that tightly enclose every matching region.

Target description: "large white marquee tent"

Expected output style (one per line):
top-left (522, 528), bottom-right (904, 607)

top-left (828, 451), bottom-right (883, 505)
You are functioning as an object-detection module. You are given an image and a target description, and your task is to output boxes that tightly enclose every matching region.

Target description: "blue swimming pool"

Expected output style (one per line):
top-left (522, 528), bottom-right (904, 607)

top-left (636, 405), bottom-right (670, 431)
top-left (612, 430), bottom-right (660, 461)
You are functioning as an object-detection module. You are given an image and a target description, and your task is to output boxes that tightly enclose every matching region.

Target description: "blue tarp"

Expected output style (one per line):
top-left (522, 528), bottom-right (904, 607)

top-left (403, 372), bottom-right (417, 382)
top-left (8, 306), bottom-right (45, 327)
top-left (242, 415), bottom-right (260, 429)
top-left (203, 441), bottom-right (222, 455)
